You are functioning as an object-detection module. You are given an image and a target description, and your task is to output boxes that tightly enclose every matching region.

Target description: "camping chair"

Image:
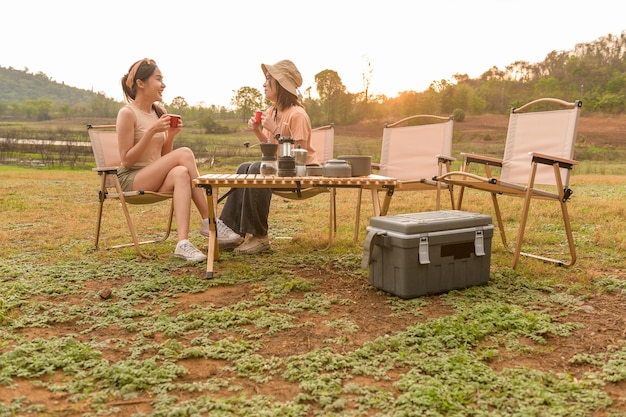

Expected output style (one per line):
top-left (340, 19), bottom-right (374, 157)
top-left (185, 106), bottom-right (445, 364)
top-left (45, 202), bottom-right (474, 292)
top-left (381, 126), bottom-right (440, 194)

top-left (270, 124), bottom-right (338, 242)
top-left (353, 115), bottom-right (456, 243)
top-left (87, 124), bottom-right (174, 258)
top-left (435, 98), bottom-right (582, 268)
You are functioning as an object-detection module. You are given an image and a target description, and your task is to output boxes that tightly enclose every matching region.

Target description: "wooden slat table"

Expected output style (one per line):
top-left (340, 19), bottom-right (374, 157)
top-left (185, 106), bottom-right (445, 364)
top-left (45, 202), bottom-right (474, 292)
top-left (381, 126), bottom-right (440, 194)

top-left (193, 174), bottom-right (397, 279)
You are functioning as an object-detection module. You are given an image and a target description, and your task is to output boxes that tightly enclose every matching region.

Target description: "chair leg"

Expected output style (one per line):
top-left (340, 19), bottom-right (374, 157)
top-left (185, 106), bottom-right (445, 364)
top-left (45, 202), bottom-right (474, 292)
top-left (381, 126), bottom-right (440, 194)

top-left (491, 192), bottom-right (510, 253)
top-left (380, 186), bottom-right (393, 216)
top-left (95, 200), bottom-right (104, 250)
top-left (552, 163), bottom-right (577, 267)
top-left (447, 186), bottom-right (455, 210)
top-left (512, 186), bottom-right (534, 269)
top-left (94, 175), bottom-right (107, 250)
top-left (160, 201), bottom-right (174, 243)
top-left (515, 163), bottom-right (577, 268)
top-left (116, 193), bottom-right (152, 259)
top-left (456, 185), bottom-right (466, 211)
top-left (107, 178), bottom-right (152, 259)
top-left (558, 198), bottom-right (577, 268)
top-left (95, 172), bottom-right (172, 258)
top-left (104, 200), bottom-right (172, 257)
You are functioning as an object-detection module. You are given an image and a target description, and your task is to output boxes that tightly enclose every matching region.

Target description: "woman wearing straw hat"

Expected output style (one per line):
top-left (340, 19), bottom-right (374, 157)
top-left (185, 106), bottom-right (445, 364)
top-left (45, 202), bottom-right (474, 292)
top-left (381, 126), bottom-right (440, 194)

top-left (217, 59), bottom-right (318, 254)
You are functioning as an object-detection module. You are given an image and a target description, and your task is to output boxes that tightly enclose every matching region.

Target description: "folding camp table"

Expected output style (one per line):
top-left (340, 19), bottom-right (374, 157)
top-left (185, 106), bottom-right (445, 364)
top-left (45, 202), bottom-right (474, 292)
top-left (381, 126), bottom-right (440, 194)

top-left (193, 173), bottom-right (397, 279)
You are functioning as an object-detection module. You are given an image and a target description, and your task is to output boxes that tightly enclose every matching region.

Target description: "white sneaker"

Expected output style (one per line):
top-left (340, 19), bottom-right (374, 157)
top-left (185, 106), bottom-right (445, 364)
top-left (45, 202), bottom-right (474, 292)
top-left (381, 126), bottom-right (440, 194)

top-left (203, 219), bottom-right (244, 249)
top-left (200, 219), bottom-right (212, 237)
top-left (174, 241), bottom-right (207, 262)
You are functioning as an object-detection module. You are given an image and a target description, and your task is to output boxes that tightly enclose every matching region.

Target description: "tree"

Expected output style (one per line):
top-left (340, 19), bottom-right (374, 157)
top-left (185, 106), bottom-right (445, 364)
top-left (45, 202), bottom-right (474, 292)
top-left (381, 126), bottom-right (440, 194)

top-left (90, 93), bottom-right (118, 118)
top-left (23, 99), bottom-right (53, 121)
top-left (231, 87), bottom-right (263, 122)
top-left (361, 56), bottom-right (373, 105)
top-left (314, 70), bottom-right (346, 124)
top-left (169, 96), bottom-right (189, 111)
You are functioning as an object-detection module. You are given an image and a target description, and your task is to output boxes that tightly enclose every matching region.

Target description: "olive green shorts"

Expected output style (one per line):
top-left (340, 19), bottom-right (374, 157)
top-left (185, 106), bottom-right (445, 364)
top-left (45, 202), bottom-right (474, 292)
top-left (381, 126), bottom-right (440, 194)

top-left (116, 165), bottom-right (143, 192)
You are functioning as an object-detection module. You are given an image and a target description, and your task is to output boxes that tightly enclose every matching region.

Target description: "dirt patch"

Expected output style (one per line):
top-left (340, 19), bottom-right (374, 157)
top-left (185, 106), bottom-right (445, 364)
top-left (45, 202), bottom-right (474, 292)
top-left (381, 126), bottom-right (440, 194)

top-left (2, 114), bottom-right (625, 416)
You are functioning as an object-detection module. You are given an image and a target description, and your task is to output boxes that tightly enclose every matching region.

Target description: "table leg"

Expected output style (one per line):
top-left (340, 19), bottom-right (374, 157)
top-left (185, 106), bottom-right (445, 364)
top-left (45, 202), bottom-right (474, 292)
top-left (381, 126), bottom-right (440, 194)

top-left (327, 188), bottom-right (335, 248)
top-left (203, 185), bottom-right (219, 279)
top-left (353, 189), bottom-right (363, 244)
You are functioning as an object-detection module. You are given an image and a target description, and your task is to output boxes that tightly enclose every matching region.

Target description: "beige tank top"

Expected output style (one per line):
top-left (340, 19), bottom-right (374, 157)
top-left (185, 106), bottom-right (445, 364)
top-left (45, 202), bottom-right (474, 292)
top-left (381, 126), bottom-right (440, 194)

top-left (126, 103), bottom-right (165, 168)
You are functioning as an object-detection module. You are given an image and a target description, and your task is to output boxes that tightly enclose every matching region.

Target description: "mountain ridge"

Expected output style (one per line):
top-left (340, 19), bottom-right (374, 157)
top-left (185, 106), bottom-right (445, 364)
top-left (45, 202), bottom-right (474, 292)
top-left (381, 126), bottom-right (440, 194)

top-left (0, 66), bottom-right (101, 106)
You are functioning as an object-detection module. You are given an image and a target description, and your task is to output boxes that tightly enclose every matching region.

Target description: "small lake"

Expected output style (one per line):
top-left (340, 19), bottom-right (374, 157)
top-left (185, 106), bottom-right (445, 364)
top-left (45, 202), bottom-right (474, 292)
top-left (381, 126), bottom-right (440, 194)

top-left (0, 137), bottom-right (91, 147)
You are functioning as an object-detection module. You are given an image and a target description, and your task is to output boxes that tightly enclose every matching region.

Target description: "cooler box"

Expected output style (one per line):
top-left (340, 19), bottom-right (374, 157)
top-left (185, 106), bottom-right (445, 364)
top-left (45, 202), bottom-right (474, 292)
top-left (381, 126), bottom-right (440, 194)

top-left (362, 210), bottom-right (494, 298)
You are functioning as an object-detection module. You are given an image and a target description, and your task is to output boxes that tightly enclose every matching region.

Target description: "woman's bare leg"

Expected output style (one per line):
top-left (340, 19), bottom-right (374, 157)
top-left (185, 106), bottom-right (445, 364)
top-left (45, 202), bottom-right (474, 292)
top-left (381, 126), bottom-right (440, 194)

top-left (133, 147), bottom-right (209, 240)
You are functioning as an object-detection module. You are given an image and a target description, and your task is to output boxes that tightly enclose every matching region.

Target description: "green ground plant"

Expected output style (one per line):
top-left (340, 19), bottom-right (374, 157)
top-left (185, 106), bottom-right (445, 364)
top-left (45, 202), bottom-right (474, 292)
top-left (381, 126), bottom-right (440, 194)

top-left (0, 121), bottom-right (625, 416)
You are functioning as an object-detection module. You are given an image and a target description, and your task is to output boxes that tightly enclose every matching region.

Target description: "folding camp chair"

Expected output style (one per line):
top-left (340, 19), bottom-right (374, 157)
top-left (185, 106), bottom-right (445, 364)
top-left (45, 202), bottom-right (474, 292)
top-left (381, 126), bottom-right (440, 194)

top-left (87, 124), bottom-right (174, 258)
top-left (353, 115), bottom-right (455, 242)
top-left (435, 98), bottom-right (582, 268)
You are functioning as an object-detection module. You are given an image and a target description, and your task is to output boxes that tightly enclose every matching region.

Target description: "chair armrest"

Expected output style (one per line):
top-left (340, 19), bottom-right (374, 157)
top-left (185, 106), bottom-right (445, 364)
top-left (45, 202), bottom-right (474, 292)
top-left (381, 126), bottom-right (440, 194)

top-left (461, 152), bottom-right (502, 167)
top-left (530, 152), bottom-right (578, 169)
top-left (93, 166), bottom-right (119, 173)
top-left (437, 154), bottom-right (456, 163)
top-left (370, 162), bottom-right (381, 172)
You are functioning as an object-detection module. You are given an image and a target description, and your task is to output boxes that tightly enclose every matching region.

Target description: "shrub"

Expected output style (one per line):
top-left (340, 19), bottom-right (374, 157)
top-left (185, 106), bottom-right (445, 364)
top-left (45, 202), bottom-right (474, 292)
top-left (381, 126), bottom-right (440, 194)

top-left (452, 108), bottom-right (465, 122)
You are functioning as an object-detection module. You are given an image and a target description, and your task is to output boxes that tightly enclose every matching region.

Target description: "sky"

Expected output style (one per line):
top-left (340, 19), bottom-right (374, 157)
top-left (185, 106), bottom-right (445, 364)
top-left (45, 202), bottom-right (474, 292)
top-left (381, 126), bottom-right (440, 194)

top-left (3, 0), bottom-right (624, 109)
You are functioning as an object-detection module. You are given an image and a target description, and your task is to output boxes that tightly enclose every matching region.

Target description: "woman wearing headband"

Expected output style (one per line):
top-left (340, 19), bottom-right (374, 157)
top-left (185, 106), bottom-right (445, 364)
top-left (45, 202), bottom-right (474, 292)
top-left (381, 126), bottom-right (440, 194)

top-left (117, 58), bottom-right (210, 262)
top-left (217, 59), bottom-right (318, 255)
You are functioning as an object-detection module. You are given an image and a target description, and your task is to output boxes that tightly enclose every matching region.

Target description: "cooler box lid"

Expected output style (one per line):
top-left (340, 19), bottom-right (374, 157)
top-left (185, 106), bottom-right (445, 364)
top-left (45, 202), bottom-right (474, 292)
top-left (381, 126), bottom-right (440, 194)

top-left (369, 210), bottom-right (492, 234)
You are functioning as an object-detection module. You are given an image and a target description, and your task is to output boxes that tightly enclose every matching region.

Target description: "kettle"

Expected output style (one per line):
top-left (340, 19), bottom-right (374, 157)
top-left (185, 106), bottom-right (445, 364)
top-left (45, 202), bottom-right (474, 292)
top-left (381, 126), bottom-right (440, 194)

top-left (322, 159), bottom-right (352, 177)
top-left (291, 147), bottom-right (308, 176)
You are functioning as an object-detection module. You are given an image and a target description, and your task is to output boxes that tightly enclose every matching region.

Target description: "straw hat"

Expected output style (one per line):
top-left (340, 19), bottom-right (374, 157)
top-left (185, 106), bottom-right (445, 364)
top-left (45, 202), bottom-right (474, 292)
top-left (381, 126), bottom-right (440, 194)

top-left (261, 60), bottom-right (302, 97)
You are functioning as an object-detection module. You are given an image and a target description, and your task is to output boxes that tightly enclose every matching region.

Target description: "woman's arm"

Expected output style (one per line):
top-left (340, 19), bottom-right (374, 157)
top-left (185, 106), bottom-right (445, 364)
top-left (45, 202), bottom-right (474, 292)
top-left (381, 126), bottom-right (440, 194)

top-left (249, 109), bottom-right (278, 143)
top-left (160, 106), bottom-right (180, 155)
top-left (248, 114), bottom-right (270, 143)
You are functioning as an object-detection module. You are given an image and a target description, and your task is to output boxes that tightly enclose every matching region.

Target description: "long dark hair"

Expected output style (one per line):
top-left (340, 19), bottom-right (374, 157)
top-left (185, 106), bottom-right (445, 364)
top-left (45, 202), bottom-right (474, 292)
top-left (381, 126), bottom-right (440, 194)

top-left (274, 79), bottom-right (303, 110)
top-left (121, 58), bottom-right (158, 102)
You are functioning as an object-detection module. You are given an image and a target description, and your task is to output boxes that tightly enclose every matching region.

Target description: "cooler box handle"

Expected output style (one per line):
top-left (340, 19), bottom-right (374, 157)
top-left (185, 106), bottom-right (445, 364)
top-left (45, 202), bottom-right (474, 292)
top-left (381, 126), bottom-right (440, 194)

top-left (362, 230), bottom-right (385, 269)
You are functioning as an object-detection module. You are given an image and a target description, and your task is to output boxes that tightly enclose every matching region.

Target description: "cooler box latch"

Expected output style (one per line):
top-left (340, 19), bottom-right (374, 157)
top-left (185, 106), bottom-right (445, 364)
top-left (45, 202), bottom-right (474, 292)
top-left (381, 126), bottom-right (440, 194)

top-left (474, 229), bottom-right (485, 256)
top-left (418, 236), bottom-right (430, 264)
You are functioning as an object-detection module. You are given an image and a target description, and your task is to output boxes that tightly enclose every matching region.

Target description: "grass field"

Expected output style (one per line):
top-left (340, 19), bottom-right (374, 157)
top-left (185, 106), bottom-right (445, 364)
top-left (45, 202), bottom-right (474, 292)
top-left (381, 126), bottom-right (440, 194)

top-left (1, 115), bottom-right (626, 416)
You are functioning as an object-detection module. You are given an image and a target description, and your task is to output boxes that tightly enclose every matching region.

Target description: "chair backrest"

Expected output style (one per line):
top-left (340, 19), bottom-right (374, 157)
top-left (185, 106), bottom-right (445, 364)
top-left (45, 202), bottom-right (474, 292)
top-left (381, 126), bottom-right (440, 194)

top-left (88, 124), bottom-right (121, 168)
top-left (310, 124), bottom-right (334, 164)
top-left (379, 115), bottom-right (453, 181)
top-left (88, 124), bottom-right (121, 188)
top-left (501, 98), bottom-right (582, 186)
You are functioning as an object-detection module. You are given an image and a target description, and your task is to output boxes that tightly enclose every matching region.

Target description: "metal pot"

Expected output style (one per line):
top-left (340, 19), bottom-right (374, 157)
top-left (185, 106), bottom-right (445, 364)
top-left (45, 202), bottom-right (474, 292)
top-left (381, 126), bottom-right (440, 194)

top-left (337, 155), bottom-right (372, 176)
top-left (306, 166), bottom-right (323, 176)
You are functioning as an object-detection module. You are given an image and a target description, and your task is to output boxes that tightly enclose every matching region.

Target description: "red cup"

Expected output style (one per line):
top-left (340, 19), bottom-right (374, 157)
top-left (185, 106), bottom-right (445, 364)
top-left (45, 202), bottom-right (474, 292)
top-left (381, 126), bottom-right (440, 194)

top-left (255, 111), bottom-right (262, 124)
top-left (169, 114), bottom-right (181, 128)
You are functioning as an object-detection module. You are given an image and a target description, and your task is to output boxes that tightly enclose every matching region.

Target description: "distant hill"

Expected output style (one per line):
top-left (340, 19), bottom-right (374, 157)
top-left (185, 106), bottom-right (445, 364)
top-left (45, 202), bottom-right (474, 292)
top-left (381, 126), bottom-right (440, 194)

top-left (0, 66), bottom-right (100, 106)
top-left (2, 30), bottom-right (625, 119)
